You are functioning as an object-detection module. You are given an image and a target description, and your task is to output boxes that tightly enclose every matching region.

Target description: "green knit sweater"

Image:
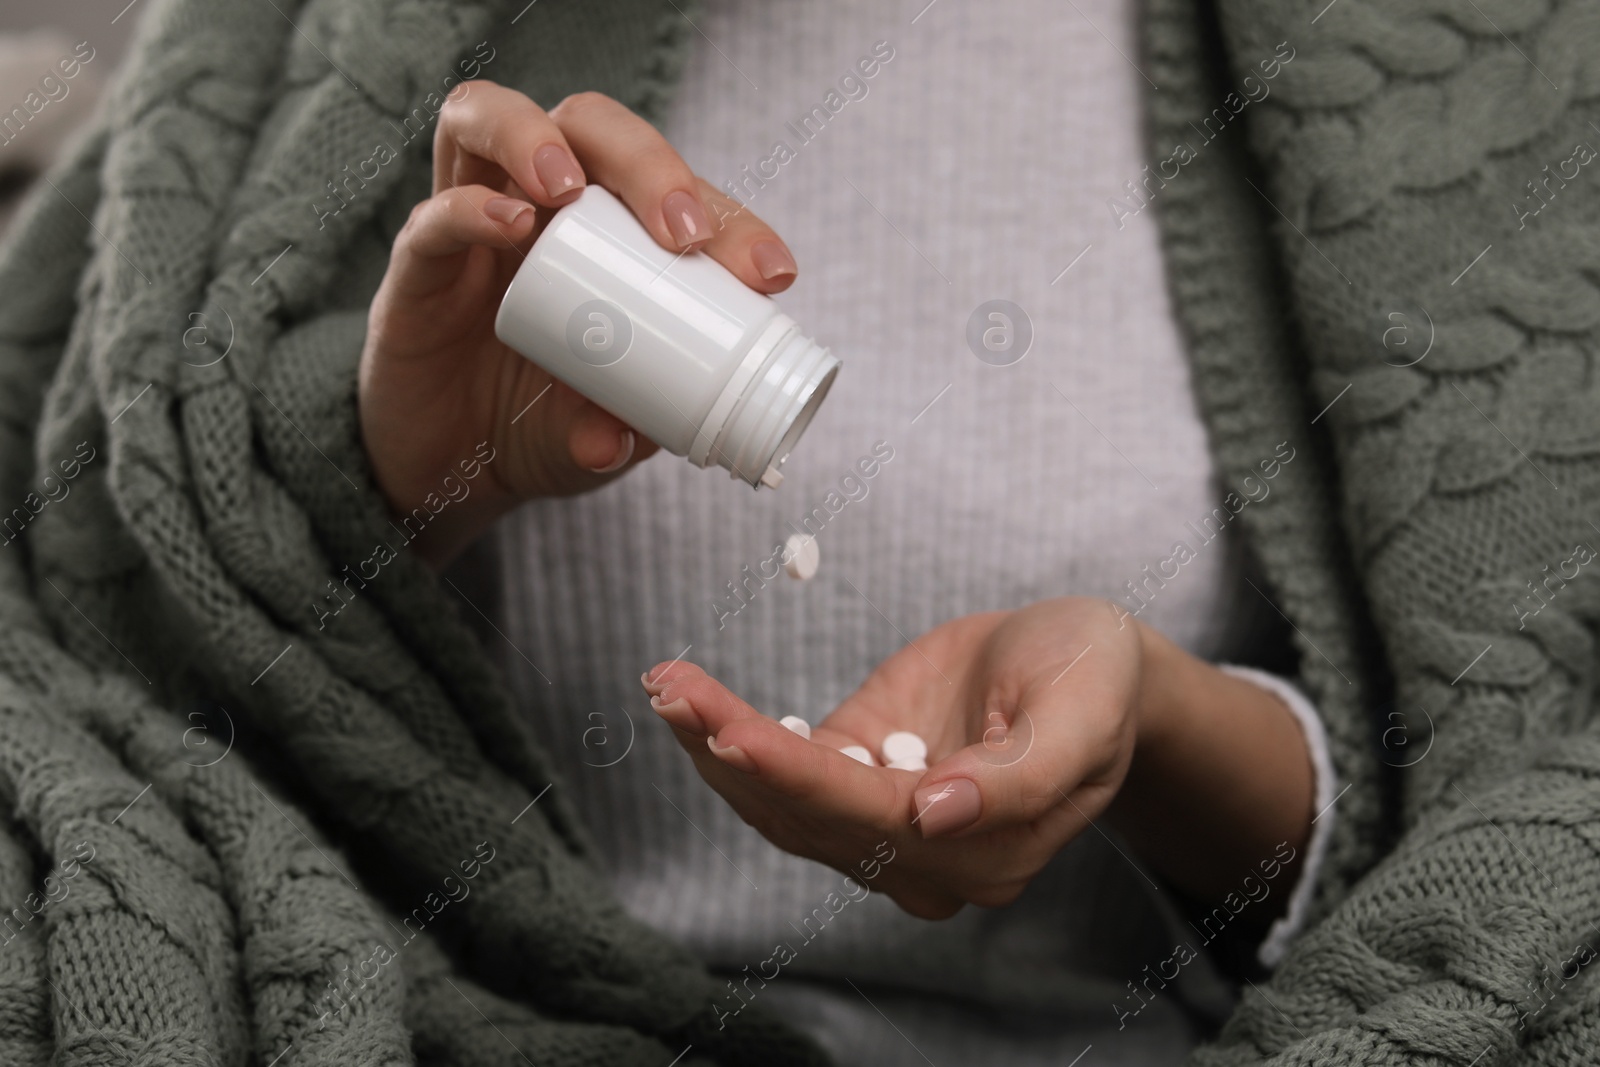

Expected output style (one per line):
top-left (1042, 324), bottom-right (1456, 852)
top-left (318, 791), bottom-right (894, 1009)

top-left (0, 0), bottom-right (1593, 1064)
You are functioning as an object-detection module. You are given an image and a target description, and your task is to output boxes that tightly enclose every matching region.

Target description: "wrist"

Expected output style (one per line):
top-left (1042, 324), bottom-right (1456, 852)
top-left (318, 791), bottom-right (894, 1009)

top-left (374, 442), bottom-right (517, 569)
top-left (1110, 618), bottom-right (1317, 905)
top-left (1128, 617), bottom-right (1186, 758)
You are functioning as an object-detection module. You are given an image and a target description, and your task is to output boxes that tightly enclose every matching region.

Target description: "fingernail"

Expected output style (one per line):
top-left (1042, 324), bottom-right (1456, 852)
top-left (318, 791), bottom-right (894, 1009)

top-left (584, 430), bottom-right (634, 474)
top-left (708, 734), bottom-right (758, 774)
top-left (641, 669), bottom-right (668, 697)
top-left (913, 778), bottom-right (981, 839)
top-left (663, 189), bottom-right (712, 249)
top-left (651, 693), bottom-right (704, 733)
top-left (533, 143), bottom-right (584, 202)
top-left (484, 196), bottom-right (532, 226)
top-left (751, 240), bottom-right (796, 282)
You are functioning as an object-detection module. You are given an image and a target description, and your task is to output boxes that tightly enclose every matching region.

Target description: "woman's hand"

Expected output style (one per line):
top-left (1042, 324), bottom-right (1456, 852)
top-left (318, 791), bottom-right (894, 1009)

top-left (641, 598), bottom-right (1315, 922)
top-left (359, 82), bottom-right (800, 567)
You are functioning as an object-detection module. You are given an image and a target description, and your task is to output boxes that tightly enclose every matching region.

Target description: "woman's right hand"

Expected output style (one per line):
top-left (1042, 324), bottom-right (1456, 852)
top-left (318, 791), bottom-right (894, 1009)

top-left (358, 81), bottom-right (801, 567)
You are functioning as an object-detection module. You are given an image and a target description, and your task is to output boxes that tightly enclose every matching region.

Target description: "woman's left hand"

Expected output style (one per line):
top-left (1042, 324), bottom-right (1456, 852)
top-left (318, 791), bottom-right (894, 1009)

top-left (640, 597), bottom-right (1149, 920)
top-left (643, 594), bottom-right (1318, 922)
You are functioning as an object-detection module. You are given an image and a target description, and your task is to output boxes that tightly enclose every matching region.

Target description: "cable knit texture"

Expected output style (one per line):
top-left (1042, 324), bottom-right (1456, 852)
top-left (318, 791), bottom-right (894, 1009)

top-left (1149, 0), bottom-right (1600, 1064)
top-left (0, 0), bottom-right (1590, 1063)
top-left (0, 0), bottom-right (825, 1063)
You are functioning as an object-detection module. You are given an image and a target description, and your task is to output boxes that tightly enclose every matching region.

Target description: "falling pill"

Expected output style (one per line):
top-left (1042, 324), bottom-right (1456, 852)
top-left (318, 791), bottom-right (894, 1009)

top-left (880, 731), bottom-right (927, 764)
top-left (779, 715), bottom-right (811, 739)
top-left (840, 745), bottom-right (877, 766)
top-left (783, 533), bottom-right (820, 580)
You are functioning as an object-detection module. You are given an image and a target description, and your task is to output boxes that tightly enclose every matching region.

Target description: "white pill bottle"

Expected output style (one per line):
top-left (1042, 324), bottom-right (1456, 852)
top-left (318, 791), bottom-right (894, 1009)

top-left (495, 185), bottom-right (840, 489)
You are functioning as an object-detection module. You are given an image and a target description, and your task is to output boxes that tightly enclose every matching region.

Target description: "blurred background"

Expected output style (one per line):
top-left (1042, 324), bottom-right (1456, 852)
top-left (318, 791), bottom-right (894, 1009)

top-left (0, 1), bottom-right (136, 232)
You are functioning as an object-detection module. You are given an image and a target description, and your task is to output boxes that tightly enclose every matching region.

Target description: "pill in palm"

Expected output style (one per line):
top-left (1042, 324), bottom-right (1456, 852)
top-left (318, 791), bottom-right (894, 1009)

top-left (887, 756), bottom-right (927, 772)
top-left (779, 715), bottom-right (811, 739)
top-left (840, 745), bottom-right (876, 766)
top-left (783, 533), bottom-right (820, 580)
top-left (880, 731), bottom-right (927, 764)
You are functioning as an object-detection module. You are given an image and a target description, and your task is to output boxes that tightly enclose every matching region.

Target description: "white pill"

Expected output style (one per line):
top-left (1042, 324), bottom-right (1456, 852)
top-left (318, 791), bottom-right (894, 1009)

top-left (880, 731), bottom-right (927, 764)
top-left (783, 533), bottom-right (820, 581)
top-left (840, 745), bottom-right (877, 766)
top-left (887, 757), bottom-right (927, 772)
top-left (779, 715), bottom-right (811, 739)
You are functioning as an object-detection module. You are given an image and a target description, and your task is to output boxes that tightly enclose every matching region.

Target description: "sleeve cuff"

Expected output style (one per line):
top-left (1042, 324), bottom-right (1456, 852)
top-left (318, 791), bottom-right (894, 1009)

top-left (1216, 664), bottom-right (1338, 969)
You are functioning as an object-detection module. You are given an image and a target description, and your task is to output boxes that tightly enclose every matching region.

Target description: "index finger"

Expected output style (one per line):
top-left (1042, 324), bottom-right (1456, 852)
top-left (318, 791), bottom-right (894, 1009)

top-left (549, 91), bottom-right (718, 254)
top-left (655, 667), bottom-right (914, 828)
top-left (434, 80), bottom-right (587, 207)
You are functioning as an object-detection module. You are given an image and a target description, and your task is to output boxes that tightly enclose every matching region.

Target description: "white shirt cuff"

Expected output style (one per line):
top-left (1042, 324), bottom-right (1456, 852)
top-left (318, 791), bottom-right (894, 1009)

top-left (1216, 664), bottom-right (1338, 969)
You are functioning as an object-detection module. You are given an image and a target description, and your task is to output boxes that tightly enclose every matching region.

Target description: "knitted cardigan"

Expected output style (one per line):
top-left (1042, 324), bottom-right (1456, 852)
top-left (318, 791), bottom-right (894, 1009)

top-left (0, 0), bottom-right (1593, 1063)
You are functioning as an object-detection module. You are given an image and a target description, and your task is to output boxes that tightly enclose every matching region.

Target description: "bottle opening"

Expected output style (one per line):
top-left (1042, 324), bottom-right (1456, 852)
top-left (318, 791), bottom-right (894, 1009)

top-left (767, 361), bottom-right (838, 476)
top-left (703, 317), bottom-right (840, 489)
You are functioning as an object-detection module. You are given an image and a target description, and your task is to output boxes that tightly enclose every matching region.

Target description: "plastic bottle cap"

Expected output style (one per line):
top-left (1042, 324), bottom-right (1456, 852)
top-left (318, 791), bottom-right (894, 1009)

top-left (779, 715), bottom-right (811, 739)
top-left (881, 731), bottom-right (927, 764)
top-left (840, 745), bottom-right (876, 766)
top-left (784, 533), bottom-right (819, 580)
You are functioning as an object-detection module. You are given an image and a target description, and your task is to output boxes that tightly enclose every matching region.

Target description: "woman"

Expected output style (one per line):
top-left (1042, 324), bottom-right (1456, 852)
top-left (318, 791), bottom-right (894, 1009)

top-left (360, 4), bottom-right (1333, 1062)
top-left (0, 0), bottom-right (1589, 1064)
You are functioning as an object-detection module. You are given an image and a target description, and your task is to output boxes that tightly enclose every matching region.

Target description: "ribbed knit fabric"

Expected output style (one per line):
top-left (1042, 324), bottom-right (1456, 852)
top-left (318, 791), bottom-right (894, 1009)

top-left (489, 3), bottom-right (1327, 1063)
top-left (0, 0), bottom-right (1591, 1065)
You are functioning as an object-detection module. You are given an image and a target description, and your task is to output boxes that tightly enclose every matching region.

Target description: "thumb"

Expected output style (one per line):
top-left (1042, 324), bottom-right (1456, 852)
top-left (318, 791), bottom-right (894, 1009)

top-left (910, 691), bottom-right (1110, 840)
top-left (565, 400), bottom-right (643, 474)
top-left (511, 377), bottom-right (659, 495)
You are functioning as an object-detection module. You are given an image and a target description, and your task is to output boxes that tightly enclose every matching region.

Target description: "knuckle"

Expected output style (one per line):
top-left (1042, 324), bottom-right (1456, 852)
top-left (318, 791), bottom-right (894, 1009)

top-left (396, 197), bottom-right (433, 244)
top-left (1018, 788), bottom-right (1056, 822)
top-left (440, 188), bottom-right (477, 225)
top-left (653, 673), bottom-right (703, 706)
top-left (649, 661), bottom-right (701, 692)
top-left (439, 81), bottom-right (494, 124)
top-left (866, 796), bottom-right (904, 838)
top-left (718, 717), bottom-right (769, 753)
top-left (551, 90), bottom-right (614, 122)
top-left (633, 142), bottom-right (692, 183)
top-left (439, 82), bottom-right (475, 115)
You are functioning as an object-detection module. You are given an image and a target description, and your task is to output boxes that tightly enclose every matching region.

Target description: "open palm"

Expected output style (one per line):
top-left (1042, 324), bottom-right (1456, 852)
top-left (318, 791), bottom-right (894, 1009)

top-left (641, 597), bottom-right (1146, 919)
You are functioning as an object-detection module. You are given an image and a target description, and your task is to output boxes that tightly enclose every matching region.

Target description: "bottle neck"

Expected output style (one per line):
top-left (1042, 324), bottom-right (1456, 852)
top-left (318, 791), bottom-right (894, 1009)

top-left (708, 319), bottom-right (839, 488)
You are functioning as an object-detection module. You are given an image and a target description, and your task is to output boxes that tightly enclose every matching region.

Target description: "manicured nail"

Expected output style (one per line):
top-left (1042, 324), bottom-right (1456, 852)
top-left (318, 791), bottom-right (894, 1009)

top-left (484, 196), bottom-right (532, 226)
top-left (584, 430), bottom-right (634, 474)
top-left (651, 693), bottom-right (704, 733)
top-left (708, 734), bottom-right (758, 774)
top-left (913, 778), bottom-right (981, 838)
top-left (641, 669), bottom-right (668, 697)
top-left (533, 143), bottom-right (584, 202)
top-left (751, 240), bottom-right (796, 282)
top-left (663, 189), bottom-right (712, 249)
